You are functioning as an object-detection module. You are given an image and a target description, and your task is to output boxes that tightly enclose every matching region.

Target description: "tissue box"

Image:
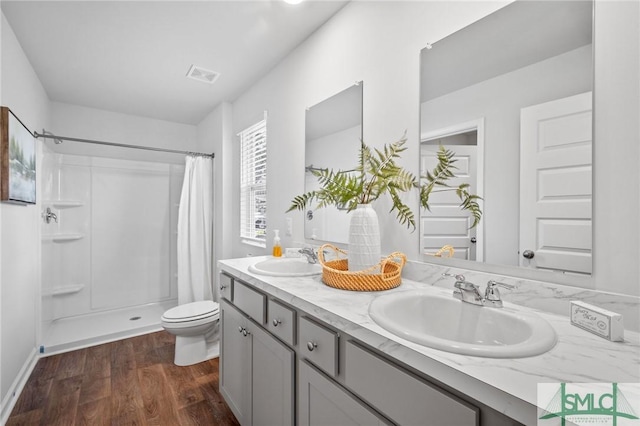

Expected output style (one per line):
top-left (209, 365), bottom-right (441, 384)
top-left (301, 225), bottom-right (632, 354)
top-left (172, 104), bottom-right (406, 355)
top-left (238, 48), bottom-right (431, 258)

top-left (570, 301), bottom-right (624, 342)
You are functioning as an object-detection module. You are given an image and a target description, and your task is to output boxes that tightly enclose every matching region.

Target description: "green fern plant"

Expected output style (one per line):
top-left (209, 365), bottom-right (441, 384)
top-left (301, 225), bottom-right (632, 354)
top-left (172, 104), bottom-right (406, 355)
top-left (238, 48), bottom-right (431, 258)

top-left (420, 145), bottom-right (482, 228)
top-left (287, 134), bottom-right (482, 230)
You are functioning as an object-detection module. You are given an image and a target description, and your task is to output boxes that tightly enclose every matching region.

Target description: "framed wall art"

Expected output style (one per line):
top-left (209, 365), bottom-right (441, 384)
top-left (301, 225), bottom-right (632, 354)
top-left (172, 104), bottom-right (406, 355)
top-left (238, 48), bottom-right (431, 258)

top-left (1, 106), bottom-right (36, 204)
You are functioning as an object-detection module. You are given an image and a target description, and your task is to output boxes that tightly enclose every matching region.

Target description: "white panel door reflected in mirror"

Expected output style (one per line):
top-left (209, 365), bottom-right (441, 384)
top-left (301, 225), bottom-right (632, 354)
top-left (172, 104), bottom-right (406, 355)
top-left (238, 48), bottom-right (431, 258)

top-left (421, 126), bottom-right (481, 262)
top-left (304, 82), bottom-right (363, 243)
top-left (519, 92), bottom-right (592, 274)
top-left (420, 0), bottom-right (593, 275)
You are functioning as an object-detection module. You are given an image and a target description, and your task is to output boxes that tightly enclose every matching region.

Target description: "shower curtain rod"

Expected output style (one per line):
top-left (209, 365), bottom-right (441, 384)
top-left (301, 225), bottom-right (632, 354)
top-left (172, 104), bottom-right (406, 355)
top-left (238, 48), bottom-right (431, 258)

top-left (34, 131), bottom-right (215, 158)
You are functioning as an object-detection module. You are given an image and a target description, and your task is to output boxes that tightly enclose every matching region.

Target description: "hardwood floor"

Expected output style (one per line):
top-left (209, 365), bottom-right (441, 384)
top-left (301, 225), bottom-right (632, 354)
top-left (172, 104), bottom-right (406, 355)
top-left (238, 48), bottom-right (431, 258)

top-left (7, 331), bottom-right (240, 426)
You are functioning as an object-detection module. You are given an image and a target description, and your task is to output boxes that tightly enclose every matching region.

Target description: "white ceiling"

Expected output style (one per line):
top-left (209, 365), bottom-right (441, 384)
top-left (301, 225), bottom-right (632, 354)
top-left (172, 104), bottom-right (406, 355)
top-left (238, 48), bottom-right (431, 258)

top-left (2, 0), bottom-right (348, 125)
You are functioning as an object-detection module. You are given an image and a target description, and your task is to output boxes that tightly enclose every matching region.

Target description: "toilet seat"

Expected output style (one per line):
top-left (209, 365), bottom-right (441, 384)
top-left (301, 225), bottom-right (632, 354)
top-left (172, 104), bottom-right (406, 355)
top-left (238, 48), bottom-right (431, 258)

top-left (161, 300), bottom-right (219, 324)
top-left (161, 300), bottom-right (221, 366)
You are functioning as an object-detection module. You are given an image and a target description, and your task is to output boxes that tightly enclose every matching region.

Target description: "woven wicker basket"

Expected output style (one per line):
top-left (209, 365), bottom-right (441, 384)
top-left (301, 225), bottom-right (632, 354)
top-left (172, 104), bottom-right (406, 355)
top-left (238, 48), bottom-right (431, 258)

top-left (318, 244), bottom-right (406, 291)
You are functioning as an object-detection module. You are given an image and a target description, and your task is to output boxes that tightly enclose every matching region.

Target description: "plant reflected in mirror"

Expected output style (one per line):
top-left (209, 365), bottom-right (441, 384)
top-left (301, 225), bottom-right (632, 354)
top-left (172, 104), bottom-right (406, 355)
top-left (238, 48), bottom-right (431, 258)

top-left (289, 134), bottom-right (482, 232)
top-left (420, 145), bottom-right (482, 229)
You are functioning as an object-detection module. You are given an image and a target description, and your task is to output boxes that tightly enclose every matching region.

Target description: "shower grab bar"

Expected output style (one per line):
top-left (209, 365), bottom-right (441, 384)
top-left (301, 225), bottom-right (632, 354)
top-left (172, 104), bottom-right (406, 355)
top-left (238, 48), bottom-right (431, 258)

top-left (34, 131), bottom-right (215, 158)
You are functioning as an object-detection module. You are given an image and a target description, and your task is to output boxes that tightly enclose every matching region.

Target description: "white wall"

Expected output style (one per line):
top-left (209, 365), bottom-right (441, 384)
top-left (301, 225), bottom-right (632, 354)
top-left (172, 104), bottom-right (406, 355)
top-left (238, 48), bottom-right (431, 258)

top-left (0, 12), bottom-right (50, 419)
top-left (50, 101), bottom-right (198, 158)
top-left (229, 1), bottom-right (639, 297)
top-left (593, 0), bottom-right (640, 297)
top-left (197, 101), bottom-right (234, 289)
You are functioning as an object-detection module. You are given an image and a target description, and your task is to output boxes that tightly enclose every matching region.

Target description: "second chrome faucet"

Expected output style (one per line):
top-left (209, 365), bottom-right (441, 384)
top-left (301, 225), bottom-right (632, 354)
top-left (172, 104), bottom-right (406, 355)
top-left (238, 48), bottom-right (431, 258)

top-left (298, 247), bottom-right (319, 264)
top-left (442, 273), bottom-right (515, 308)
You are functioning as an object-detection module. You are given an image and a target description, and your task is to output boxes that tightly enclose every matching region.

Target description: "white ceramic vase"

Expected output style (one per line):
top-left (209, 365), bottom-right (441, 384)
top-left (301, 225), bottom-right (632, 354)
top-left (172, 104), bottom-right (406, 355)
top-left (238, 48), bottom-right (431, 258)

top-left (348, 204), bottom-right (381, 273)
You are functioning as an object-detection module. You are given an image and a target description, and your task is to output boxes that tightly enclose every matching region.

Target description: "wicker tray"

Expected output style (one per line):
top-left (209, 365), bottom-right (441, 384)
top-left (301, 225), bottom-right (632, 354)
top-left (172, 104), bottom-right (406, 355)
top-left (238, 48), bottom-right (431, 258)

top-left (318, 244), bottom-right (406, 291)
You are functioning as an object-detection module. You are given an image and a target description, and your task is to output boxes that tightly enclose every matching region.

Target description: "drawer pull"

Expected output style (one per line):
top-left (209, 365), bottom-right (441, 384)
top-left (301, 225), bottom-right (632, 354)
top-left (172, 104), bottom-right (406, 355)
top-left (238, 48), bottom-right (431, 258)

top-left (307, 341), bottom-right (318, 352)
top-left (272, 318), bottom-right (282, 327)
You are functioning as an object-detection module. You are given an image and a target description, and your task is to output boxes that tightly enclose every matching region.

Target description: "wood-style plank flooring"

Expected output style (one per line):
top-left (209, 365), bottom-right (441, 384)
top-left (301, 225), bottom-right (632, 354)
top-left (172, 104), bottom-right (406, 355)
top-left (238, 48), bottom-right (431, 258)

top-left (7, 331), bottom-right (240, 426)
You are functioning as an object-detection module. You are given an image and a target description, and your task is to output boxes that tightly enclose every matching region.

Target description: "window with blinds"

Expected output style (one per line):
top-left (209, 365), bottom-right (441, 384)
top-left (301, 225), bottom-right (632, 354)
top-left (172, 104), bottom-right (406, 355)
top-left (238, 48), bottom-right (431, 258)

top-left (239, 117), bottom-right (267, 246)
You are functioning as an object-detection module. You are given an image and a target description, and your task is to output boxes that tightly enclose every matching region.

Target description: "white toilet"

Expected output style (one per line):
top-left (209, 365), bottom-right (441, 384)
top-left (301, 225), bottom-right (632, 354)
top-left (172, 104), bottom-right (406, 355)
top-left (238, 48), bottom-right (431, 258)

top-left (161, 300), bottom-right (220, 366)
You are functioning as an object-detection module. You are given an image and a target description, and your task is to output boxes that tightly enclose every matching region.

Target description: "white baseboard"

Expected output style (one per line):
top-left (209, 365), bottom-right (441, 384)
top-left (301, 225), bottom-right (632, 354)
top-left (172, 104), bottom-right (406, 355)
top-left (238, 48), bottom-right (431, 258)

top-left (1, 347), bottom-right (39, 425)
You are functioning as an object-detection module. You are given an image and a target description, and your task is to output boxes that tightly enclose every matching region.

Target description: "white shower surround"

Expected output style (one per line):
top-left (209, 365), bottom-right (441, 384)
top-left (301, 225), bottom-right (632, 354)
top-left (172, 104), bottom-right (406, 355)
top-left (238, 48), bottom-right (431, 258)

top-left (40, 151), bottom-right (183, 352)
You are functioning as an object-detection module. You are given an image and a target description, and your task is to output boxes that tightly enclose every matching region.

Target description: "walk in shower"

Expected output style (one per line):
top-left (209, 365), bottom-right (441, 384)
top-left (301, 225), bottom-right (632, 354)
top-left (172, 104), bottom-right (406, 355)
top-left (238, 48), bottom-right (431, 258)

top-left (39, 135), bottom-right (210, 354)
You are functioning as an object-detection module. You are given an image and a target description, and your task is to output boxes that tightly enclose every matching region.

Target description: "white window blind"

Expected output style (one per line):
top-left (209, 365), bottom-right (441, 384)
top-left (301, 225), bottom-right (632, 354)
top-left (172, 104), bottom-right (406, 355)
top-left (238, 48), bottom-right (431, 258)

top-left (239, 117), bottom-right (267, 246)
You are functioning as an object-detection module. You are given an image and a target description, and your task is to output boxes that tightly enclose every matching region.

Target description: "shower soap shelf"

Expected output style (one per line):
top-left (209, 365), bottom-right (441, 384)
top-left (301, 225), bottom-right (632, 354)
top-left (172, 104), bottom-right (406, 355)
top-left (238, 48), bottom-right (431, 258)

top-left (51, 284), bottom-right (84, 296)
top-left (45, 200), bottom-right (83, 208)
top-left (44, 233), bottom-right (84, 243)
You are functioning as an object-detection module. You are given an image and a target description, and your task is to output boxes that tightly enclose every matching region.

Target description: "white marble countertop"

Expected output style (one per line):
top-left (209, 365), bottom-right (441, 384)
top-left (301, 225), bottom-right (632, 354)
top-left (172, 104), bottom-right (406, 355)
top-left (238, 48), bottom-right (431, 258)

top-left (218, 256), bottom-right (640, 425)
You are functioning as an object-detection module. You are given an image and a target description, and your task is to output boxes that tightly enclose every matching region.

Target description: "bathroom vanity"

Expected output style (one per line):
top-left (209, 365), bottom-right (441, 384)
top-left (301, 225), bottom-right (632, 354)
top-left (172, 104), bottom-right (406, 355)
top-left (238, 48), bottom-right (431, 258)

top-left (218, 257), bottom-right (640, 426)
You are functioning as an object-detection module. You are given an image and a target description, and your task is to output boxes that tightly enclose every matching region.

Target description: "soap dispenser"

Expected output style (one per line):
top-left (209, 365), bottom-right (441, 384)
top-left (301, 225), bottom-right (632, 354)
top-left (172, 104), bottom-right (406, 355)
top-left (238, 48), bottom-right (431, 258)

top-left (272, 229), bottom-right (282, 257)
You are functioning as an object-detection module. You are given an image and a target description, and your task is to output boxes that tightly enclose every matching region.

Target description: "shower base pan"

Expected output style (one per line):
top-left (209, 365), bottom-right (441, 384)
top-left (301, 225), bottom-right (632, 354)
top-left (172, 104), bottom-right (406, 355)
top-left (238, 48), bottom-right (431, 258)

top-left (40, 301), bottom-right (177, 355)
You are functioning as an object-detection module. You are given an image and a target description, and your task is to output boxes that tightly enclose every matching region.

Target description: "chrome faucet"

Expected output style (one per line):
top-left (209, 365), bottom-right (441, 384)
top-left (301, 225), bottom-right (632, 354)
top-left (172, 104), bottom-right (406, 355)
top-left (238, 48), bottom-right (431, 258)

top-left (442, 273), bottom-right (514, 308)
top-left (483, 280), bottom-right (516, 308)
top-left (43, 207), bottom-right (58, 224)
top-left (299, 247), bottom-right (319, 264)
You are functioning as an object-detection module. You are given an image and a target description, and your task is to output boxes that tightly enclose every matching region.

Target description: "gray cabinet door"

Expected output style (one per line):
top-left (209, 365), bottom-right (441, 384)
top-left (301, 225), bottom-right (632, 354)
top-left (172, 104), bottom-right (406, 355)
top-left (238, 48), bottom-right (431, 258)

top-left (345, 341), bottom-right (478, 426)
top-left (298, 360), bottom-right (388, 426)
top-left (251, 324), bottom-right (295, 426)
top-left (220, 300), bottom-right (252, 426)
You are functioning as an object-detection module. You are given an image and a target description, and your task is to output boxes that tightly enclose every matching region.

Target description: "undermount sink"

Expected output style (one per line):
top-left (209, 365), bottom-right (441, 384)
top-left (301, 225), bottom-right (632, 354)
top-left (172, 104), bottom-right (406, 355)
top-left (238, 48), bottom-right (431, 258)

top-left (369, 289), bottom-right (557, 358)
top-left (248, 257), bottom-right (322, 277)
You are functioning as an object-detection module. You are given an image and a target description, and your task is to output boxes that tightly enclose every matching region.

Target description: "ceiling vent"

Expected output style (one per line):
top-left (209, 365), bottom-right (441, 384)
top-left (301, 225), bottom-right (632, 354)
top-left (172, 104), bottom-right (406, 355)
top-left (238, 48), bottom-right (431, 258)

top-left (186, 64), bottom-right (220, 84)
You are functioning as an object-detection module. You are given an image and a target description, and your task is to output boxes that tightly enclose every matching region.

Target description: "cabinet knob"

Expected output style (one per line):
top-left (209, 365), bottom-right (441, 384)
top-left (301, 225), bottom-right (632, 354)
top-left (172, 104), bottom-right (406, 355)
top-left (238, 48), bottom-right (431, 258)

top-left (522, 250), bottom-right (535, 259)
top-left (306, 341), bottom-right (318, 352)
top-left (238, 326), bottom-right (243, 333)
top-left (242, 328), bottom-right (249, 337)
top-left (220, 284), bottom-right (227, 290)
top-left (272, 318), bottom-right (282, 327)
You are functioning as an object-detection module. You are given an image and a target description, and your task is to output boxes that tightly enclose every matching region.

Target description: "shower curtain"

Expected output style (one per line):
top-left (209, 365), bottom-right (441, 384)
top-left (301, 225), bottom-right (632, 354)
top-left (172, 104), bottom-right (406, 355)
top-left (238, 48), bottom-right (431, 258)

top-left (177, 155), bottom-right (214, 305)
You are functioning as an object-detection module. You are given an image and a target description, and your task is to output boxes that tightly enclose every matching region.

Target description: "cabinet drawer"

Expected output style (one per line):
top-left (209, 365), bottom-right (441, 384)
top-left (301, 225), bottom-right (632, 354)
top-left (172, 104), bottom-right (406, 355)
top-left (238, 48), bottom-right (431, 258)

top-left (267, 299), bottom-right (296, 346)
top-left (344, 341), bottom-right (478, 426)
top-left (299, 316), bottom-right (339, 377)
top-left (219, 273), bottom-right (233, 301)
top-left (233, 280), bottom-right (266, 324)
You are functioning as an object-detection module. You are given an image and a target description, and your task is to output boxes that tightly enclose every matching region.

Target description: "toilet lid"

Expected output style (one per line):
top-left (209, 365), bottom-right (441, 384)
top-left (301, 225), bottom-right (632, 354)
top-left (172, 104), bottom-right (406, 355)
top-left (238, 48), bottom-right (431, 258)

top-left (162, 300), bottom-right (219, 322)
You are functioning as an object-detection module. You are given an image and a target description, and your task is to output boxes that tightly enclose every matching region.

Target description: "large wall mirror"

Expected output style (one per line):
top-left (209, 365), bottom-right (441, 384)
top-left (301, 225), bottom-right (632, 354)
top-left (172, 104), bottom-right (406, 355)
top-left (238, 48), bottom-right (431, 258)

top-left (420, 1), bottom-right (593, 275)
top-left (304, 82), bottom-right (363, 243)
